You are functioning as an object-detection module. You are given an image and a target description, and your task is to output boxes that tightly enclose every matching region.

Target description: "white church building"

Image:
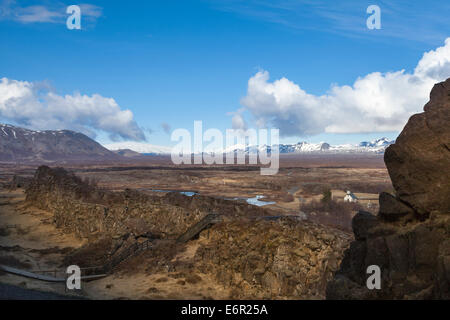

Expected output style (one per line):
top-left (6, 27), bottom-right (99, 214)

top-left (344, 191), bottom-right (358, 203)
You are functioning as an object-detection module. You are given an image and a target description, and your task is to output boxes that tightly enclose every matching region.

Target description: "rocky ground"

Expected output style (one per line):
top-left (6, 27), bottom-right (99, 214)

top-left (0, 185), bottom-right (351, 299)
top-left (0, 189), bottom-right (85, 297)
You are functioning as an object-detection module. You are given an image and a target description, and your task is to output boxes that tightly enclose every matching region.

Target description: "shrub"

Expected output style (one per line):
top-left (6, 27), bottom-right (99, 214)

top-left (321, 189), bottom-right (332, 203)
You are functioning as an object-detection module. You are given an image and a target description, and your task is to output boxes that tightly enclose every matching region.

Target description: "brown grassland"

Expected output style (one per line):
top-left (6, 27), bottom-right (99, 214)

top-left (0, 153), bottom-right (391, 299)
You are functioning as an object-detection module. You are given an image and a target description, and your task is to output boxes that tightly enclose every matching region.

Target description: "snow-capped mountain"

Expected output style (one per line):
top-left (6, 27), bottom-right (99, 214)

top-left (0, 123), bottom-right (394, 162)
top-left (221, 138), bottom-right (394, 154)
top-left (104, 141), bottom-right (172, 155)
top-left (358, 137), bottom-right (393, 148)
top-left (104, 138), bottom-right (394, 155)
top-left (0, 123), bottom-right (118, 161)
top-left (279, 142), bottom-right (331, 153)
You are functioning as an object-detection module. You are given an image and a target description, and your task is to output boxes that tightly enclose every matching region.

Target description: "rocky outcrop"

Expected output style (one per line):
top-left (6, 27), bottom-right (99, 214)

top-left (378, 192), bottom-right (415, 221)
top-left (195, 218), bottom-right (352, 299)
top-left (25, 166), bottom-right (271, 239)
top-left (327, 211), bottom-right (449, 299)
top-left (326, 79), bottom-right (450, 300)
top-left (384, 79), bottom-right (450, 216)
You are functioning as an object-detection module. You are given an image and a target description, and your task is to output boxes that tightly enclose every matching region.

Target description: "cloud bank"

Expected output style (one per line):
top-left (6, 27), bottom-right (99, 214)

top-left (0, 78), bottom-right (145, 141)
top-left (239, 38), bottom-right (450, 136)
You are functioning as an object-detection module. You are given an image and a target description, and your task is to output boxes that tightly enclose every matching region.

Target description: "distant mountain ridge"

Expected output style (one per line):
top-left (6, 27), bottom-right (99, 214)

top-left (235, 137), bottom-right (394, 154)
top-left (104, 137), bottom-right (395, 155)
top-left (0, 123), bottom-right (119, 162)
top-left (0, 123), bottom-right (394, 161)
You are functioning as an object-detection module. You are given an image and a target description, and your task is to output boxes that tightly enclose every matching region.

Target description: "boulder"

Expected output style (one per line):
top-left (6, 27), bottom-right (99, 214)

top-left (352, 211), bottom-right (378, 240)
top-left (384, 78), bottom-right (450, 215)
top-left (378, 192), bottom-right (415, 221)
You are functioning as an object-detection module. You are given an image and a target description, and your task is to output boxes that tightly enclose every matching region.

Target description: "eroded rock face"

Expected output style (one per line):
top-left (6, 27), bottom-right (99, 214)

top-left (195, 219), bottom-right (352, 299)
top-left (326, 79), bottom-right (450, 300)
top-left (378, 192), bottom-right (415, 221)
top-left (327, 211), bottom-right (449, 299)
top-left (25, 166), bottom-right (271, 239)
top-left (384, 79), bottom-right (450, 216)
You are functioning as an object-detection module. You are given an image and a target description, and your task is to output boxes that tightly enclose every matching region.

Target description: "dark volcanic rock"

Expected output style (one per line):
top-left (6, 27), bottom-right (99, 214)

top-left (352, 211), bottom-right (378, 240)
top-left (384, 79), bottom-right (450, 215)
top-left (195, 219), bottom-right (352, 299)
top-left (378, 192), bottom-right (415, 221)
top-left (326, 79), bottom-right (450, 300)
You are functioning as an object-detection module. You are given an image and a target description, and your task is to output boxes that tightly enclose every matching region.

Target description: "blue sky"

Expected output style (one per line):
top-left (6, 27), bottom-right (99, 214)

top-left (1, 0), bottom-right (449, 147)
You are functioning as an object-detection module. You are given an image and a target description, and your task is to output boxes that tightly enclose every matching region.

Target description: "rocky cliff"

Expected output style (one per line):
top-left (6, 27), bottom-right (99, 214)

top-left (326, 79), bottom-right (450, 299)
top-left (195, 219), bottom-right (351, 299)
top-left (25, 166), bottom-right (272, 239)
top-left (24, 165), bottom-right (352, 299)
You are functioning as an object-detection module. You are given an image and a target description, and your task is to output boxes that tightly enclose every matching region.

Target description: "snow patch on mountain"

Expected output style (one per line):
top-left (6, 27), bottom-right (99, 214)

top-left (222, 138), bottom-right (394, 154)
top-left (104, 141), bottom-right (172, 155)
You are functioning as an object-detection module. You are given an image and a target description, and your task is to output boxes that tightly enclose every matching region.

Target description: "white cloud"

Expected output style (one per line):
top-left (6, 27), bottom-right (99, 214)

top-left (15, 5), bottom-right (64, 23)
top-left (229, 108), bottom-right (247, 130)
top-left (239, 38), bottom-right (450, 136)
top-left (79, 4), bottom-right (102, 19)
top-left (0, 1), bottom-right (102, 24)
top-left (0, 78), bottom-right (145, 141)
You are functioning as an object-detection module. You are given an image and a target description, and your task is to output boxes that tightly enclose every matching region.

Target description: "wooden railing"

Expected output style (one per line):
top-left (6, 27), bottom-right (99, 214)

top-left (176, 214), bottom-right (222, 243)
top-left (103, 239), bottom-right (153, 273)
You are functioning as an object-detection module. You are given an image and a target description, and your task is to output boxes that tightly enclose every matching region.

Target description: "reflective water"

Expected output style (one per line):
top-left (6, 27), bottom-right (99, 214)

top-left (150, 190), bottom-right (198, 197)
top-left (149, 190), bottom-right (274, 206)
top-left (246, 195), bottom-right (275, 206)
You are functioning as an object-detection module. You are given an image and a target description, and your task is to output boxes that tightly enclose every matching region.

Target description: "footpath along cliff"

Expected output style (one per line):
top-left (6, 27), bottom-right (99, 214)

top-left (327, 78), bottom-right (450, 299)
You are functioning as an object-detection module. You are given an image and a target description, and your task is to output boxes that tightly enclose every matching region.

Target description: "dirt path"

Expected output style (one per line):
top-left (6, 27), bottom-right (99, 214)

top-left (0, 188), bottom-right (86, 297)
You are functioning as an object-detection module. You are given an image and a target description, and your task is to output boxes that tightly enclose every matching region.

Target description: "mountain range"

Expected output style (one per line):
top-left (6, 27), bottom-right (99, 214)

top-left (0, 123), bottom-right (394, 162)
top-left (105, 138), bottom-right (395, 155)
top-left (278, 137), bottom-right (394, 154)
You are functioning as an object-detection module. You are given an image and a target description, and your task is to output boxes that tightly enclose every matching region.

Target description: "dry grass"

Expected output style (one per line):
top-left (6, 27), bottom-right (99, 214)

top-left (336, 181), bottom-right (394, 194)
top-left (185, 274), bottom-right (202, 284)
top-left (63, 237), bottom-right (113, 267)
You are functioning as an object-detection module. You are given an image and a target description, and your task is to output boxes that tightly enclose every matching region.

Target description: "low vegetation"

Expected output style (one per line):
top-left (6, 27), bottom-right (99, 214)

top-left (301, 198), bottom-right (363, 231)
